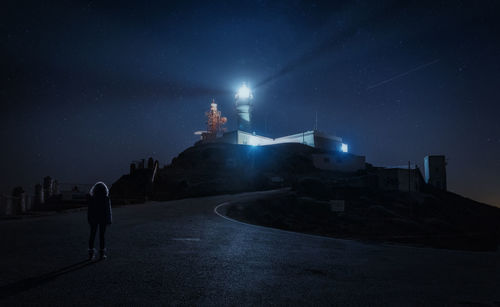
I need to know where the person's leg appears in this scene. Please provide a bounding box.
[89,224,98,249]
[98,224,107,259]
[88,224,98,260]
[99,223,107,252]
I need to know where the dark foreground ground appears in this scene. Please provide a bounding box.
[224,191,500,251]
[1,190,499,306]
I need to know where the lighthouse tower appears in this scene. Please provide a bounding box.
[235,83,253,132]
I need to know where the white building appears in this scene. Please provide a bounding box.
[424,155,447,190]
[217,129,348,153]
[203,129,365,173]
[194,84,364,172]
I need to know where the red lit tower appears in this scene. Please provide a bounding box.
[203,99,227,140]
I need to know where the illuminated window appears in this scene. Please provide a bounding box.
[341,143,348,153]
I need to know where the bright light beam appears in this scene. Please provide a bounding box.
[238,84,251,99]
[366,59,440,90]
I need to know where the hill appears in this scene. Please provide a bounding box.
[110,142,500,251]
[224,182,500,251]
[111,142,341,201]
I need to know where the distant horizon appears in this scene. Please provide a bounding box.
[1,140,499,209]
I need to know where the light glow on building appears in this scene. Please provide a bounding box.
[237,84,251,99]
[341,143,348,153]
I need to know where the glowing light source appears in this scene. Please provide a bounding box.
[248,135,259,146]
[237,84,251,99]
[341,143,348,153]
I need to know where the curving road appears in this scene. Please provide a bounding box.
[0,189,499,306]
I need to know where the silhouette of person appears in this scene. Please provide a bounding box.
[87,182,112,260]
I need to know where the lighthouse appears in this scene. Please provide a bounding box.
[235,83,253,132]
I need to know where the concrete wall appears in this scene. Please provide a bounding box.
[0,194,33,215]
[219,131,238,144]
[274,131,315,147]
[312,153,365,172]
[378,168,424,192]
[0,195,14,216]
[236,130,275,146]
[396,169,422,192]
[228,130,344,152]
[314,134,343,152]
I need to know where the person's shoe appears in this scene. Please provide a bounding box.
[88,248,96,261]
[99,249,107,260]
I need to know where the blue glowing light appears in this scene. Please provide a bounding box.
[238,84,251,99]
[341,143,348,153]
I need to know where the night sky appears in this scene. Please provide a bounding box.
[1,1,499,206]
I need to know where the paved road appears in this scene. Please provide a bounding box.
[1,190,499,306]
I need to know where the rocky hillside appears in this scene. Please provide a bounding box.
[111,142,344,202]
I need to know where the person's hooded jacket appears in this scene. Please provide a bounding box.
[87,182,112,225]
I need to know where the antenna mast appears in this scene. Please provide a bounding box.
[315,111,318,131]
[204,99,227,140]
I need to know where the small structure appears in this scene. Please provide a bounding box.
[130,157,161,175]
[147,157,154,169]
[377,166,424,192]
[0,195,14,216]
[43,176,53,199]
[0,187,32,215]
[52,180,60,196]
[35,183,44,206]
[131,159,145,170]
[424,155,447,190]
[12,186,25,213]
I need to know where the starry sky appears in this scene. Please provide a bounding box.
[1,0,499,206]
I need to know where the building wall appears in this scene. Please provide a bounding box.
[378,168,399,190]
[0,194,33,215]
[274,131,315,147]
[220,130,345,152]
[312,153,365,172]
[314,134,343,152]
[424,155,447,190]
[219,131,238,144]
[236,130,275,146]
[378,168,424,192]
[0,195,14,216]
[396,168,422,192]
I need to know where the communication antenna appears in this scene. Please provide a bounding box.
[314,111,318,131]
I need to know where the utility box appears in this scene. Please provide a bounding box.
[424,155,447,190]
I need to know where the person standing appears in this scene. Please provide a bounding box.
[87,181,112,260]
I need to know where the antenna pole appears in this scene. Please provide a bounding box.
[408,160,411,192]
[315,111,318,131]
